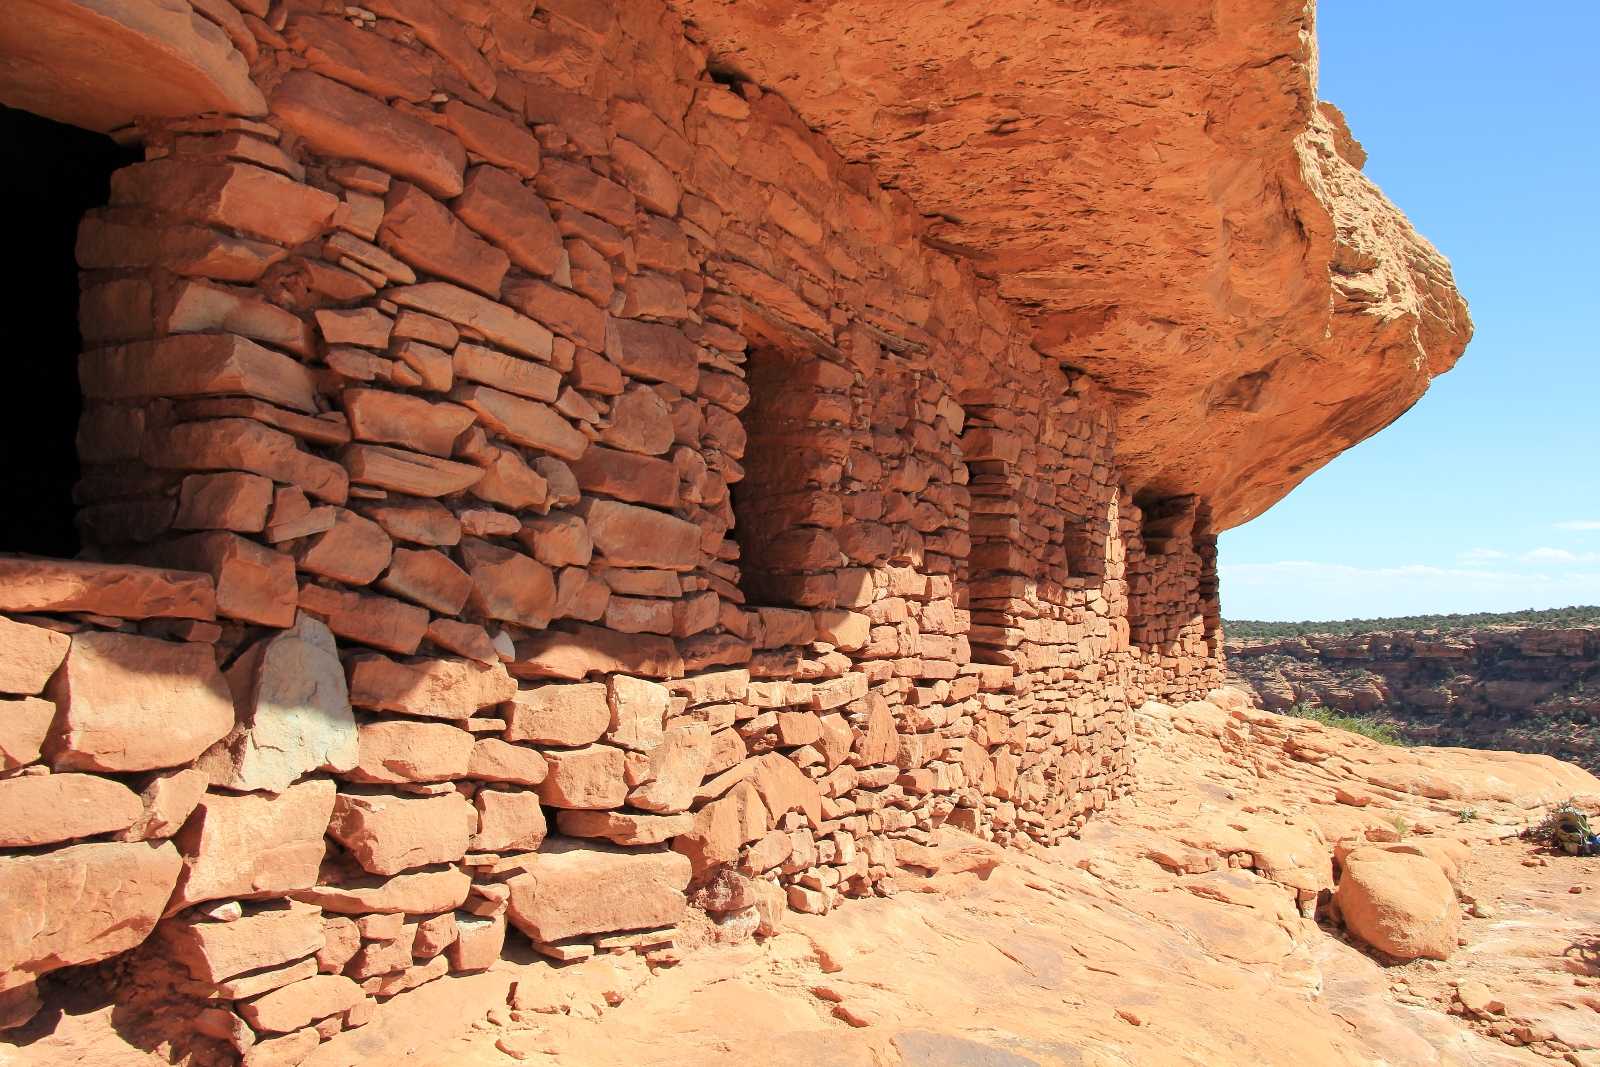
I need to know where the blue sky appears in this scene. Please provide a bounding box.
[1217,0,1600,622]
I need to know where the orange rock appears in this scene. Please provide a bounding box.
[0,615,71,696]
[389,282,553,361]
[345,653,516,719]
[568,444,681,508]
[0,772,143,847]
[0,697,57,769]
[440,101,540,179]
[83,334,318,417]
[501,278,607,352]
[364,0,496,99]
[467,448,549,512]
[294,865,473,916]
[157,904,327,983]
[457,537,557,628]
[377,547,474,615]
[271,70,466,199]
[170,778,337,909]
[673,779,767,876]
[238,973,364,1033]
[109,159,339,246]
[599,383,675,456]
[379,182,510,298]
[535,744,627,809]
[339,443,486,499]
[424,618,499,664]
[115,767,211,842]
[1335,846,1462,961]
[327,789,474,875]
[174,471,275,533]
[241,1025,320,1066]
[143,531,297,627]
[451,342,560,403]
[446,913,505,972]
[452,165,564,277]
[44,631,234,773]
[447,383,587,461]
[606,675,668,752]
[297,583,430,655]
[283,13,433,104]
[359,496,461,546]
[748,752,821,829]
[534,159,635,228]
[341,388,477,458]
[556,809,693,846]
[143,418,347,504]
[511,622,684,681]
[346,719,473,784]
[468,738,548,785]
[472,789,547,852]
[293,508,393,586]
[610,318,700,392]
[517,512,592,568]
[627,723,713,813]
[502,838,690,942]
[502,682,610,746]
[577,498,701,570]
[75,217,286,283]
[570,347,623,395]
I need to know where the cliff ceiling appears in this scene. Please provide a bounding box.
[666,0,1472,529]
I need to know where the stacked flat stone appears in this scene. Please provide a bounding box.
[0,0,1221,1051]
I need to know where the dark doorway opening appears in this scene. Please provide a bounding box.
[0,105,139,559]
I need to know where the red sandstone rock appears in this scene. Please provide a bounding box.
[284,14,434,104]
[271,70,466,199]
[447,383,587,461]
[451,165,564,277]
[109,159,339,246]
[377,547,474,615]
[673,779,768,876]
[175,471,275,532]
[536,744,627,809]
[144,531,298,627]
[467,449,549,512]
[345,653,516,718]
[364,0,495,98]
[627,723,713,814]
[1336,846,1462,961]
[0,697,56,770]
[379,182,509,298]
[143,418,347,504]
[297,583,430,655]
[610,318,700,393]
[84,333,317,414]
[295,865,473,915]
[502,838,690,942]
[0,772,143,847]
[43,631,234,773]
[534,159,635,228]
[503,682,610,746]
[451,343,561,403]
[160,278,315,356]
[748,752,821,829]
[606,675,668,752]
[0,616,71,696]
[512,623,683,681]
[328,788,474,876]
[390,282,553,361]
[339,443,486,498]
[115,767,210,842]
[457,537,557,628]
[468,738,548,785]
[342,389,477,459]
[567,445,681,508]
[75,217,286,283]
[293,508,393,586]
[440,101,540,179]
[359,496,461,546]
[517,512,592,568]
[577,498,701,570]
[171,779,337,910]
[500,278,607,352]
[472,789,547,852]
[556,809,693,846]
[158,903,326,983]
[239,974,364,1034]
[347,719,474,784]
[446,913,505,972]
[599,383,675,456]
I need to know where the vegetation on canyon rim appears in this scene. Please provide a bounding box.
[1225,604,1600,640]
[1284,702,1407,745]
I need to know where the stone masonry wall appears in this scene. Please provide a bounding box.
[0,0,1222,1056]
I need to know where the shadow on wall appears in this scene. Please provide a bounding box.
[0,105,140,559]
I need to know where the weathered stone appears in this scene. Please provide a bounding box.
[0,558,213,621]
[627,723,712,814]
[175,471,275,533]
[158,904,326,983]
[271,70,466,198]
[424,618,499,664]
[342,388,477,458]
[143,418,347,504]
[577,498,701,571]
[599,383,675,456]
[284,14,433,104]
[503,839,689,943]
[390,282,553,361]
[501,278,607,352]
[607,675,668,752]
[672,779,766,876]
[446,913,505,972]
[116,767,211,842]
[44,631,234,773]
[472,789,547,852]
[339,443,485,498]
[297,584,430,656]
[242,1026,320,1067]
[441,101,539,178]
[239,974,364,1034]
[534,159,635,227]
[75,217,286,283]
[346,654,517,719]
[359,497,461,546]
[535,744,627,809]
[171,779,337,909]
[447,384,587,461]
[315,306,393,347]
[457,537,557,628]
[0,772,143,847]
[409,913,457,958]
[143,531,298,627]
[467,448,548,512]
[0,616,70,696]
[451,343,560,403]
[512,623,684,681]
[610,137,680,216]
[365,0,495,97]
[468,738,548,785]
[0,841,182,980]
[748,752,821,829]
[346,719,474,784]
[379,182,509,297]
[1336,846,1462,961]
[451,165,564,276]
[328,789,474,876]
[556,809,693,846]
[503,682,610,746]
[610,318,699,392]
[0,697,56,770]
[568,445,680,508]
[377,548,474,615]
[293,508,393,587]
[295,865,472,916]
[109,159,338,245]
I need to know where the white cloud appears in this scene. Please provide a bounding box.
[1217,560,1600,620]
[1518,548,1600,564]
[1457,548,1507,559]
[1554,521,1600,530]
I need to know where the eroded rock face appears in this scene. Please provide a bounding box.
[670,0,1471,527]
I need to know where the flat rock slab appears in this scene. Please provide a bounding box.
[0,557,215,620]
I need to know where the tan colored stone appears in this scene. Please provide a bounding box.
[503,838,689,942]
[242,1026,319,1067]
[328,789,474,876]
[536,744,627,809]
[346,719,474,784]
[295,865,472,916]
[469,738,548,785]
[627,723,712,814]
[1335,846,1462,961]
[158,904,326,983]
[748,752,821,830]
[503,682,610,746]
[472,789,547,852]
[0,617,70,697]
[171,779,337,909]
[409,913,457,958]
[606,675,668,752]
[43,631,233,773]
[452,166,563,277]
[0,773,142,847]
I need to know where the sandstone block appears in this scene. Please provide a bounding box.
[610,318,699,392]
[1336,846,1462,961]
[568,445,680,508]
[110,159,338,245]
[84,333,316,417]
[410,913,457,958]
[467,448,548,512]
[347,720,473,784]
[0,840,182,979]
[342,388,477,458]
[0,697,56,769]
[272,70,466,198]
[503,683,609,746]
[469,738,548,785]
[672,779,766,877]
[536,744,626,809]
[534,159,635,228]
[171,779,337,909]
[295,865,472,916]
[285,12,433,103]
[317,305,393,346]
[363,0,496,98]
[158,903,326,983]
[441,101,539,178]
[293,508,393,586]
[558,809,693,849]
[144,531,298,627]
[571,347,623,395]
[175,471,274,532]
[0,558,213,621]
[0,772,142,847]
[748,752,820,830]
[390,282,552,361]
[452,342,560,403]
[328,789,473,876]
[610,138,679,216]
[425,619,499,664]
[241,1026,320,1067]
[607,675,668,752]
[379,182,509,298]
[512,624,683,681]
[503,838,690,942]
[239,974,364,1034]
[577,498,700,570]
[501,278,607,352]
[75,217,286,283]
[451,165,563,276]
[0,617,70,696]
[604,596,672,635]
[472,789,547,852]
[517,512,592,568]
[378,548,474,615]
[143,418,346,504]
[346,654,516,718]
[671,591,720,639]
[446,913,505,972]
[598,383,674,456]
[339,443,485,498]
[115,767,211,842]
[457,537,557,628]
[447,383,586,461]
[627,723,712,814]
[297,584,429,655]
[44,631,233,773]
[360,497,460,546]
